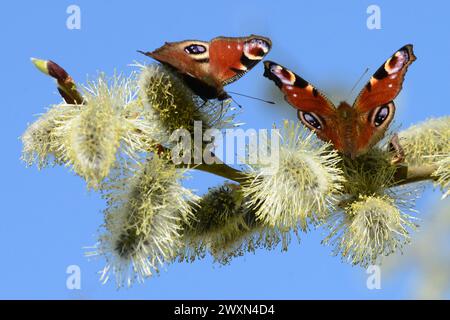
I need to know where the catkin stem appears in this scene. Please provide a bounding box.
[189,160,438,187]
[392,164,439,186]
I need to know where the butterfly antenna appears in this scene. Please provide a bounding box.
[346,67,369,100]
[219,100,225,120]
[229,96,243,109]
[194,99,208,113]
[137,50,151,57]
[228,91,275,104]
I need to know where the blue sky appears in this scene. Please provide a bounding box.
[0,0,449,299]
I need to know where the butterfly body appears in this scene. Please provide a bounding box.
[308,101,395,157]
[139,35,272,101]
[263,45,416,158]
[178,71,227,100]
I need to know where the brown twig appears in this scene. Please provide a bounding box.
[188,157,438,187]
[393,163,439,186]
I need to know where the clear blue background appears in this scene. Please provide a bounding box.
[0,0,448,299]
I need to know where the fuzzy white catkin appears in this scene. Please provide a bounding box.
[242,121,345,230]
[92,156,199,287]
[324,195,417,267]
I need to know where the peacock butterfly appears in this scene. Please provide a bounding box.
[138,35,272,101]
[263,45,416,159]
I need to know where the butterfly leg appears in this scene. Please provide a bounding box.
[217,99,225,122]
[194,99,208,113]
[389,133,405,165]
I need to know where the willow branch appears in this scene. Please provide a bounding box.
[393,163,439,186]
[189,160,439,187]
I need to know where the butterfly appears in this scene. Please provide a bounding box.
[263,45,416,159]
[138,35,272,101]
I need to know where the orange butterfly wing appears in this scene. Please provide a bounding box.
[139,39,211,81]
[139,35,271,100]
[263,61,347,150]
[263,61,335,115]
[350,45,416,155]
[209,35,272,86]
[353,44,416,113]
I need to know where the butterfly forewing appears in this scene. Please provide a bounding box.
[262,60,346,149]
[353,44,416,113]
[263,61,335,115]
[141,40,211,81]
[210,35,272,86]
